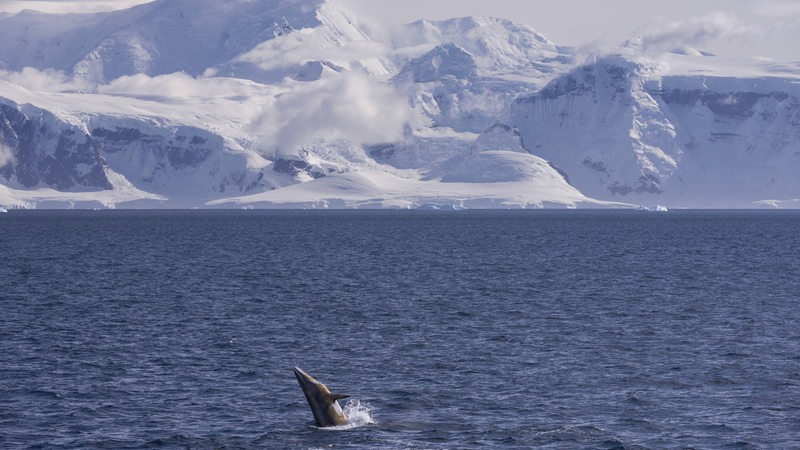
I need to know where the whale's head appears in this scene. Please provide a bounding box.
[293,367,350,427]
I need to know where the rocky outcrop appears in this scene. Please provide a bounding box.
[0,101,112,190]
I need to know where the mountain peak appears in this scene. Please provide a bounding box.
[396,15,567,74]
[397,43,478,83]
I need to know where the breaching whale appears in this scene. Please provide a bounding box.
[293,367,350,427]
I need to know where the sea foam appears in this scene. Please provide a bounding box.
[318,399,375,431]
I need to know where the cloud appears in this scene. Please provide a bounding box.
[0,142,14,167]
[635,11,753,55]
[0,67,91,92]
[100,72,226,98]
[97,70,412,155]
[97,71,284,103]
[250,72,411,154]
[747,0,800,18]
[0,0,153,14]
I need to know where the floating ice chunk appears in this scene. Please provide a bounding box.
[638,205,669,212]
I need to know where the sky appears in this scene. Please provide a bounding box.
[340,0,800,61]
[0,0,798,60]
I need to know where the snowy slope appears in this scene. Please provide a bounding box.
[216,123,623,209]
[511,56,681,199]
[393,16,573,84]
[655,76,800,206]
[207,168,616,210]
[0,0,311,82]
[0,94,279,208]
[224,0,393,81]
[390,14,574,134]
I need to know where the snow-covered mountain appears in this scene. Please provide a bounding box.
[510,55,800,207]
[1,99,111,191]
[0,0,331,83]
[0,95,279,208]
[393,16,572,80]
[0,0,798,209]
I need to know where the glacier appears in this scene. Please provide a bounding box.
[0,0,798,209]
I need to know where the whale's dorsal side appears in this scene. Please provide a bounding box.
[293,367,349,427]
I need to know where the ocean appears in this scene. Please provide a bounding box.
[1,210,798,449]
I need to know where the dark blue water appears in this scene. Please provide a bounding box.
[1,210,799,449]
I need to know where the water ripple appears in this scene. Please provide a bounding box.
[1,210,799,448]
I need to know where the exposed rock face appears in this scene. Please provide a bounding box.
[89,124,268,196]
[272,157,327,180]
[91,127,215,171]
[0,101,112,190]
[0,97,270,200]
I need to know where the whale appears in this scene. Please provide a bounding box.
[293,367,350,427]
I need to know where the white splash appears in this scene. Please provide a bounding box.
[344,399,376,426]
[317,399,375,431]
